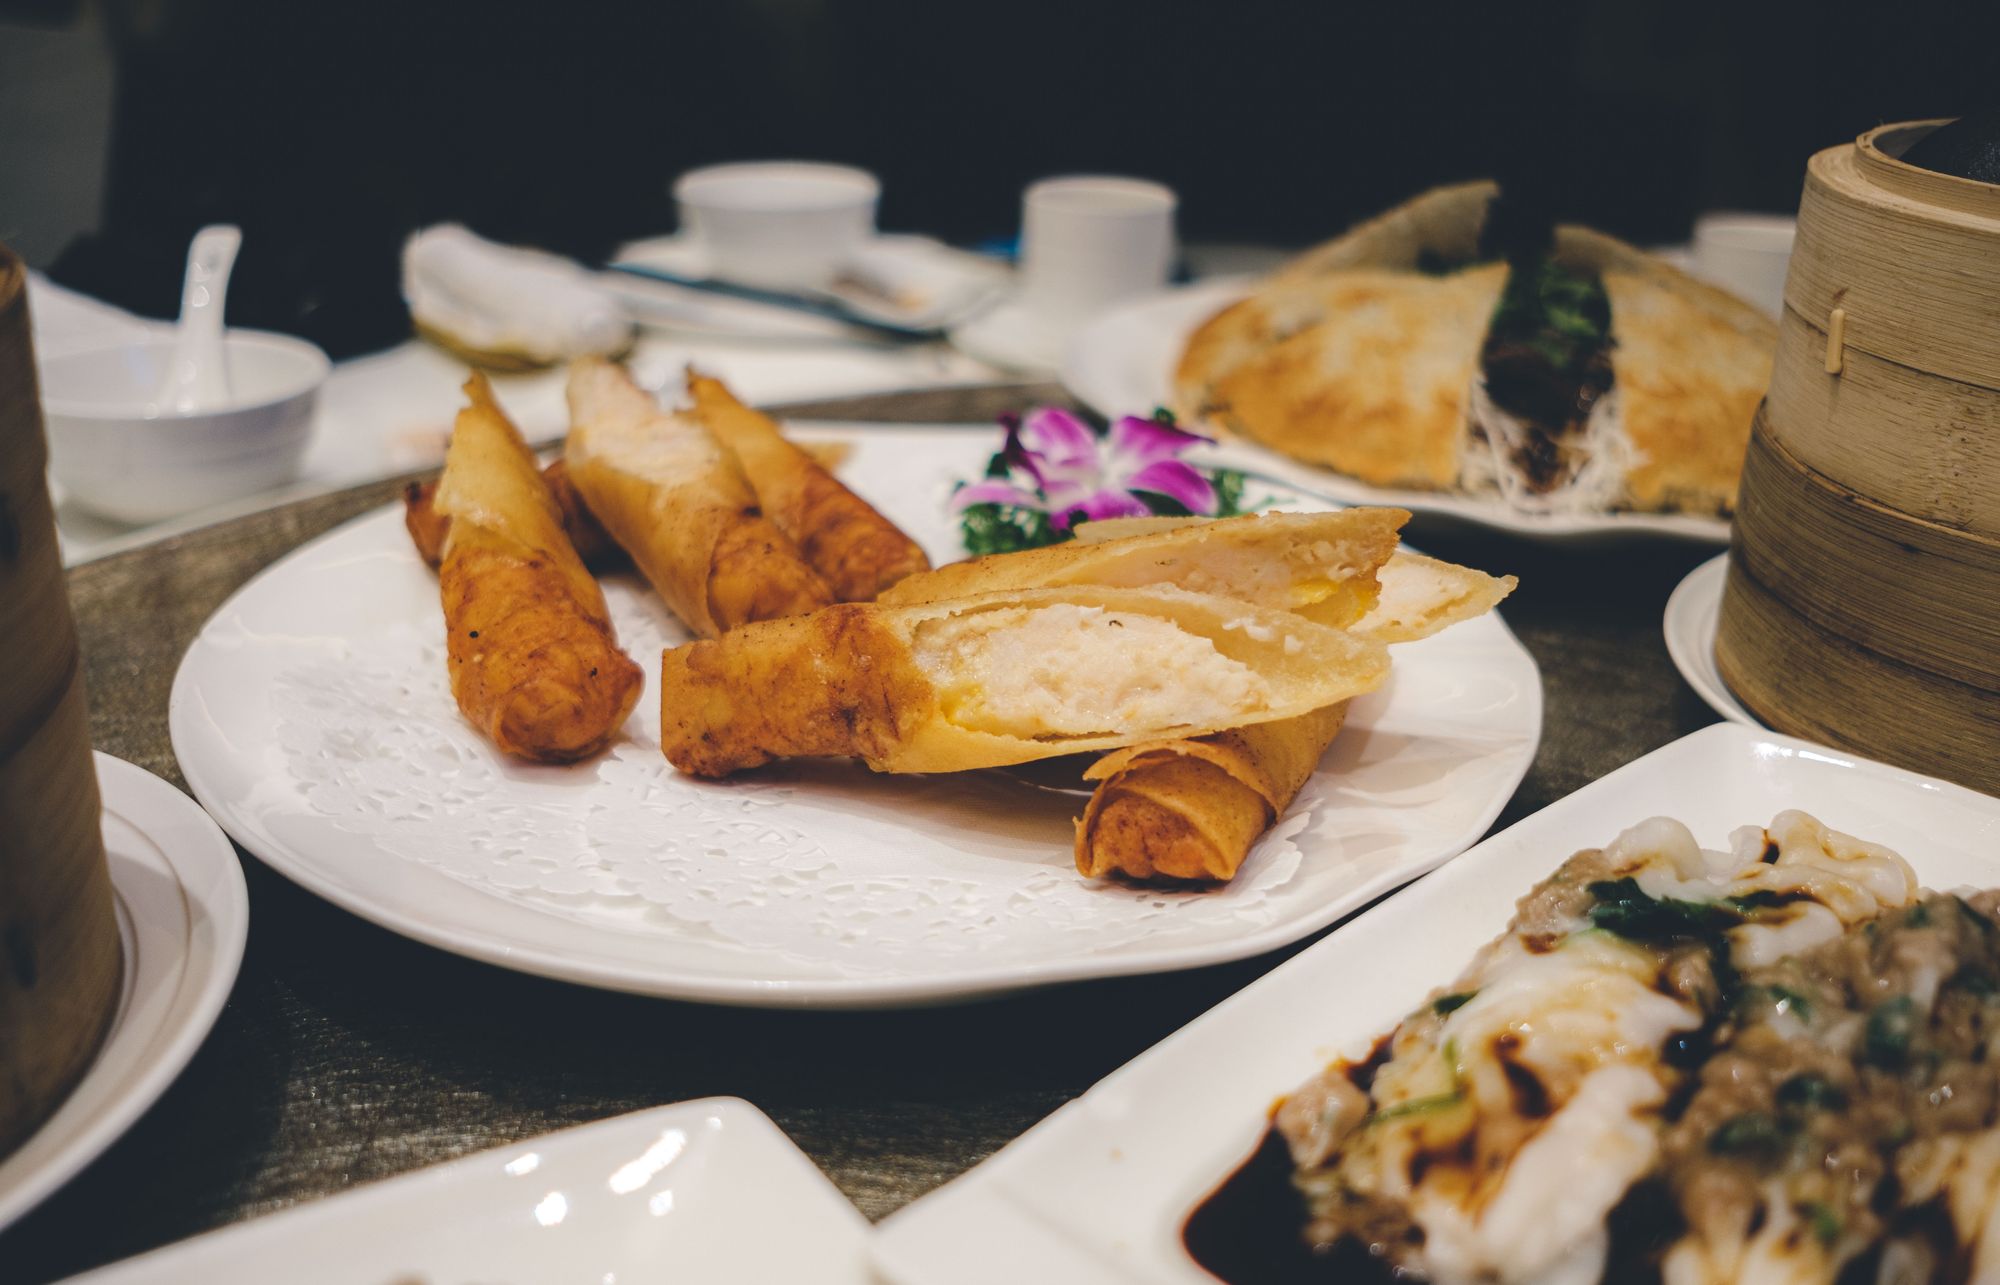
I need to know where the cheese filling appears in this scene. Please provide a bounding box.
[912,605,1270,739]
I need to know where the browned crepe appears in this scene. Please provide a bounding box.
[687,371,929,601]
[1175,181,1499,436]
[881,508,1407,627]
[564,357,832,637]
[1073,552,1516,882]
[433,374,643,761]
[1196,266,1508,490]
[1174,183,1777,516]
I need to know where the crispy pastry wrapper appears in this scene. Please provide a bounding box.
[882,508,1407,628]
[432,374,643,762]
[658,585,1390,778]
[405,457,623,571]
[563,357,832,637]
[1074,552,1515,882]
[687,372,929,601]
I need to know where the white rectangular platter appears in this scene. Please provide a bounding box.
[871,723,2000,1282]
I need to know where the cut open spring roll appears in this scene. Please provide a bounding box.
[687,371,929,601]
[881,508,1406,627]
[658,586,1390,777]
[1075,551,1515,881]
[564,358,832,637]
[432,373,643,761]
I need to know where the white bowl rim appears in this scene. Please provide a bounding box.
[40,328,330,421]
[674,160,880,210]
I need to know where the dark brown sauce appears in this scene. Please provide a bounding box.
[1182,1127,1401,1284]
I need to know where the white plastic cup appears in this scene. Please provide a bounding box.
[1016,176,1177,333]
[1691,213,1796,320]
[674,161,880,291]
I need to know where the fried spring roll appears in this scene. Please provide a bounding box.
[405,457,624,571]
[687,372,930,600]
[564,358,832,637]
[659,586,1390,777]
[883,509,1408,627]
[1074,553,1516,882]
[433,374,643,761]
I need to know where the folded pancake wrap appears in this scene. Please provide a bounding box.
[1174,181,1775,516]
[432,373,643,762]
[687,372,930,601]
[881,508,1406,627]
[564,357,832,637]
[658,585,1390,778]
[1074,552,1516,881]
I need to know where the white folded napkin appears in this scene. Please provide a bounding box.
[402,224,632,363]
[25,271,157,358]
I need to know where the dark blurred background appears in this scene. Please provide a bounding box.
[2,0,1995,358]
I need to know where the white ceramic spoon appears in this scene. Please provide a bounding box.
[154,224,242,414]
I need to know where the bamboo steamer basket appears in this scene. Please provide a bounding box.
[0,246,122,1157]
[1717,120,2000,795]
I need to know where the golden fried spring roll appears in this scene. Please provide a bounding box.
[405,457,624,571]
[687,372,930,601]
[563,358,832,637]
[883,509,1408,627]
[1074,554,1516,882]
[433,374,643,761]
[659,586,1390,777]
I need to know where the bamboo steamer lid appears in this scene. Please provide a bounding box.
[1717,119,2000,795]
[0,247,123,1157]
[1768,120,2000,534]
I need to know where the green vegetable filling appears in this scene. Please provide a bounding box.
[1484,255,1613,379]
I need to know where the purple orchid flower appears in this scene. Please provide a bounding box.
[953,408,1218,531]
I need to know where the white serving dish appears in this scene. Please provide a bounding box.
[39,330,326,523]
[169,423,1540,1009]
[63,1098,870,1284]
[872,722,2000,1284]
[0,754,248,1231]
[1062,280,1734,544]
[674,161,880,291]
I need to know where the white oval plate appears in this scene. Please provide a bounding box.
[1664,552,1763,726]
[1061,282,1734,545]
[170,423,1540,1008]
[871,723,2000,1284]
[65,1098,868,1284]
[0,753,248,1231]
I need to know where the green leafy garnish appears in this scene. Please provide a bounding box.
[957,502,1068,557]
[1366,1091,1465,1125]
[1801,1201,1843,1247]
[1864,996,1918,1067]
[1586,879,1745,939]
[1431,992,1476,1018]
[1775,1073,1845,1111]
[1709,1111,1791,1159]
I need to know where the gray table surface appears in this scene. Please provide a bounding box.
[1,381,1721,1281]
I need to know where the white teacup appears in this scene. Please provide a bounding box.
[674,161,880,292]
[1017,176,1177,334]
[1691,213,1796,320]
